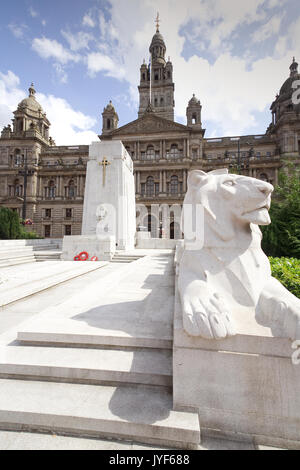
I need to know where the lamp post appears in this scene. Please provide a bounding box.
[18,149,34,220]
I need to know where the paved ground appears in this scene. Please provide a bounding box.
[0,430,283,450]
[0,256,286,451]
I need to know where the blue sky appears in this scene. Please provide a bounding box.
[0,0,299,144]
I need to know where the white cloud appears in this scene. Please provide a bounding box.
[0,71,26,130]
[42,20,46,27]
[32,37,81,64]
[61,30,94,51]
[0,70,98,145]
[8,23,28,39]
[83,14,96,28]
[252,14,283,43]
[87,52,125,80]
[53,63,68,84]
[36,93,98,144]
[29,6,38,18]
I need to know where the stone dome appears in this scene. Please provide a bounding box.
[277,58,300,103]
[188,94,200,106]
[18,83,44,114]
[149,29,166,55]
[104,100,116,112]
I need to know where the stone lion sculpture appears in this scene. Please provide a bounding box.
[178,169,300,340]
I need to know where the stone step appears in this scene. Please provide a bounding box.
[33,245,60,251]
[0,262,108,307]
[0,379,200,449]
[0,257,36,268]
[0,250,35,260]
[0,345,172,387]
[18,317,173,350]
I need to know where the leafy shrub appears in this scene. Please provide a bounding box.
[19,228,41,239]
[262,166,300,258]
[0,207,21,239]
[269,257,300,299]
[0,207,41,239]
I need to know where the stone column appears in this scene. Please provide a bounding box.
[60,176,64,198]
[159,171,163,192]
[186,139,190,159]
[163,170,167,193]
[137,141,140,160]
[136,171,140,194]
[183,169,187,193]
[160,140,163,159]
[183,139,186,158]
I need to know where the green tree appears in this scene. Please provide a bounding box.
[261,164,300,258]
[0,207,22,239]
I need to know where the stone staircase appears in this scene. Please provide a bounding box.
[0,240,62,266]
[0,252,200,449]
[111,252,144,263]
[0,334,198,448]
[0,245,36,267]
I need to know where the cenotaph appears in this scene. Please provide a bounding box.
[62,141,136,261]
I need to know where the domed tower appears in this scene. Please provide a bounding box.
[269,58,300,157]
[10,83,51,142]
[138,15,175,120]
[186,94,202,128]
[102,100,119,134]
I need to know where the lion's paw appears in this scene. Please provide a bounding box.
[182,292,237,339]
[275,299,300,340]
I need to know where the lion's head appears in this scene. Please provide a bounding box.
[182,169,274,244]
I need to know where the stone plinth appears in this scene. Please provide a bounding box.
[173,281,300,449]
[62,235,115,261]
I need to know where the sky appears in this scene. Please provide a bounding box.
[0,0,299,145]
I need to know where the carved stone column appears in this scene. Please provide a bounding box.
[159,171,163,192]
[183,169,187,193]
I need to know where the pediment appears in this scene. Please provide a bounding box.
[106,113,190,136]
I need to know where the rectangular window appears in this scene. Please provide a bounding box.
[141,183,145,196]
[155,183,159,195]
[44,225,51,238]
[45,209,51,218]
[65,225,72,235]
[66,208,72,218]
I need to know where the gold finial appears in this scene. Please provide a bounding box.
[155,12,160,32]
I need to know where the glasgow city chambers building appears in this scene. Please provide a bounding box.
[0,25,299,239]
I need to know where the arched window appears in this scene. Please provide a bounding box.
[14,149,23,166]
[14,178,23,197]
[68,179,76,198]
[146,146,155,160]
[160,97,164,106]
[47,180,56,198]
[170,175,179,194]
[154,98,158,107]
[107,119,111,129]
[168,144,180,160]
[146,176,154,196]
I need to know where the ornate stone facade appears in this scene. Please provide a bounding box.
[0,29,299,239]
